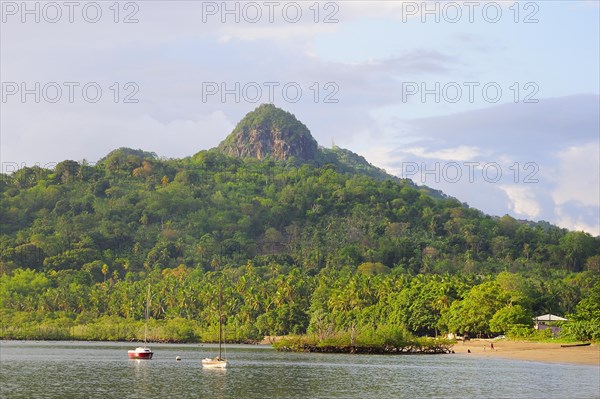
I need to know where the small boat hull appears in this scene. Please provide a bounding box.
[128,347,153,359]
[202,358,227,368]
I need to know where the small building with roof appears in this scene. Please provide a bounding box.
[534,314,568,337]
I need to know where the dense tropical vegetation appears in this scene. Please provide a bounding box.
[1,105,599,342]
[1,147,598,342]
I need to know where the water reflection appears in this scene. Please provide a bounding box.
[202,368,228,399]
[1,341,598,399]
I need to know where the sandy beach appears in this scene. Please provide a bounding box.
[453,339,600,366]
[264,336,599,366]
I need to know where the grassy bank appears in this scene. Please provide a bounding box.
[273,328,455,355]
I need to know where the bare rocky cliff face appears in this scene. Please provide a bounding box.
[217,104,319,162]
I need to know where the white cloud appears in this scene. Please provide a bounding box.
[498,185,541,219]
[544,141,600,235]
[555,206,600,236]
[551,141,600,208]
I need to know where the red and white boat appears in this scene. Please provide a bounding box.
[128,346,153,359]
[129,285,153,360]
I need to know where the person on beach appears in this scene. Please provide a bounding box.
[490,343,495,350]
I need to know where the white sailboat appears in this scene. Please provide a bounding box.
[128,285,153,359]
[202,284,227,368]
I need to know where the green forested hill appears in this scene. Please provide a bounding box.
[1,106,599,342]
[3,146,597,275]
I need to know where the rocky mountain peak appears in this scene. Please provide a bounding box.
[217,104,318,161]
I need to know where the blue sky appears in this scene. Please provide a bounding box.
[1,1,599,234]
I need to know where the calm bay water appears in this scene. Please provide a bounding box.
[1,341,598,399]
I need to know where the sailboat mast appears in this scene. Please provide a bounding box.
[144,284,151,345]
[218,283,222,359]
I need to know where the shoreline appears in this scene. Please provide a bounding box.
[453,339,599,366]
[264,335,600,366]
[3,337,599,366]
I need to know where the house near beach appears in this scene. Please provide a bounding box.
[534,314,568,337]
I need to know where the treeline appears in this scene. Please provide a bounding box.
[1,265,599,341]
[1,147,599,341]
